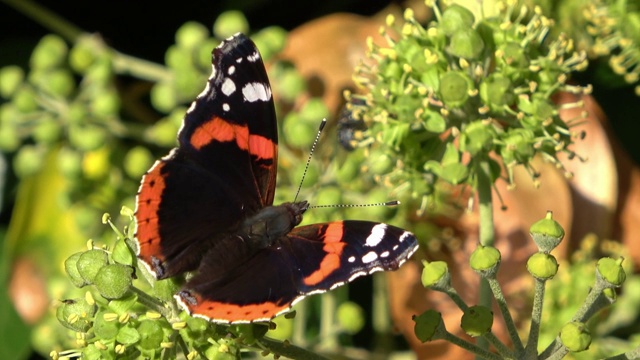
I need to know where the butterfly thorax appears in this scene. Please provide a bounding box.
[238,201,309,249]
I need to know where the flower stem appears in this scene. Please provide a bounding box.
[524,278,546,358]
[476,159,496,353]
[487,277,525,354]
[258,337,330,360]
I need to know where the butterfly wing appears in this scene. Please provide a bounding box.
[135,34,278,279]
[176,221,419,323]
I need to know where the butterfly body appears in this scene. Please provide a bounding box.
[135,33,419,324]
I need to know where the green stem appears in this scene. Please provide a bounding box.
[129,286,171,318]
[1,0,83,42]
[441,331,502,360]
[318,292,338,350]
[608,346,640,360]
[524,278,546,358]
[476,160,496,354]
[487,277,525,354]
[258,337,330,360]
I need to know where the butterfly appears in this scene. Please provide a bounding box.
[135,33,419,324]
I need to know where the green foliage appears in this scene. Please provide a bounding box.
[347,1,590,213]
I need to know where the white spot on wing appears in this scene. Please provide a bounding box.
[243,82,271,102]
[381,251,390,258]
[365,223,387,247]
[247,51,260,62]
[400,231,412,242]
[348,256,356,263]
[228,65,235,75]
[362,251,379,264]
[222,103,230,112]
[221,78,236,96]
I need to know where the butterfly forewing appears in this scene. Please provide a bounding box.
[135,34,279,278]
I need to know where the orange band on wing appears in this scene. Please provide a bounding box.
[135,162,167,265]
[190,116,274,160]
[181,292,289,323]
[303,222,347,286]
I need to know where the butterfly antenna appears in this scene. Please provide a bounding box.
[308,200,401,209]
[293,119,327,203]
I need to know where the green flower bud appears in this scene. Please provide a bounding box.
[152,277,182,302]
[527,253,558,280]
[337,301,365,334]
[70,37,99,73]
[461,305,493,337]
[33,115,61,144]
[596,257,626,287]
[448,29,484,60]
[174,67,205,101]
[276,68,306,102]
[94,264,134,299]
[501,128,534,165]
[282,112,316,149]
[470,245,501,276]
[64,252,88,288]
[530,211,565,252]
[421,260,450,289]
[0,66,24,98]
[12,86,38,113]
[112,239,136,267]
[479,73,515,111]
[460,120,496,155]
[57,147,82,177]
[299,98,330,123]
[469,245,500,271]
[213,10,250,39]
[69,124,106,151]
[94,310,120,340]
[30,34,68,70]
[84,58,113,87]
[91,90,120,117]
[251,26,287,60]
[56,298,97,332]
[440,5,476,36]
[439,163,469,185]
[369,151,394,175]
[76,249,109,284]
[501,42,529,69]
[13,145,45,177]
[164,45,192,71]
[39,69,75,97]
[124,146,154,179]
[439,71,473,108]
[116,326,141,345]
[150,81,177,113]
[335,155,361,185]
[413,310,443,342]
[176,21,209,50]
[144,115,181,147]
[108,294,139,315]
[560,322,591,352]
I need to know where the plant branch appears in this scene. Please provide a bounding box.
[258,337,330,360]
[524,278,546,358]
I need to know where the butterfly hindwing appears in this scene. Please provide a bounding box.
[135,34,279,278]
[176,221,418,323]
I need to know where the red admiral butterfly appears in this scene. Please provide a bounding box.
[135,33,419,324]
